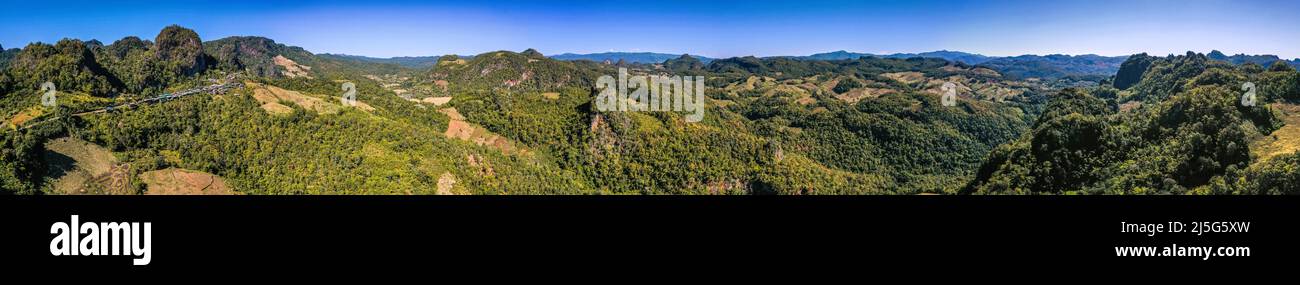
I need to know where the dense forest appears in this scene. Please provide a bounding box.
[2,25,1298,195]
[965,53,1300,194]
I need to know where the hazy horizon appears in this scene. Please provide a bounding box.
[2,0,1298,59]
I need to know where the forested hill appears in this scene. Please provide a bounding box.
[437,50,1054,193]
[204,37,410,78]
[2,25,1298,195]
[976,54,1127,81]
[0,25,1051,194]
[965,52,1300,194]
[0,25,518,194]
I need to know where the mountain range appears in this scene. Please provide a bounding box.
[1207,50,1300,67]
[798,50,996,64]
[549,52,716,64]
[325,52,713,67]
[554,50,1299,81]
[318,54,479,69]
[325,49,1299,82]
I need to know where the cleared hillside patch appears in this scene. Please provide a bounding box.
[43,137,124,194]
[141,168,234,195]
[246,81,373,114]
[439,107,526,155]
[1252,103,1300,165]
[273,55,314,78]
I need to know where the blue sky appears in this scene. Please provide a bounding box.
[2,0,1297,59]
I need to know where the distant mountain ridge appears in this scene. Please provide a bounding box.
[1207,50,1300,67]
[799,50,995,64]
[323,49,1299,81]
[320,54,475,69]
[551,50,1119,80]
[786,50,1300,80]
[233,47,1300,84]
[978,54,1127,81]
[550,52,715,64]
[796,50,1124,80]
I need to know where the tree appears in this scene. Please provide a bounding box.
[1245,153,1300,194]
[832,77,862,94]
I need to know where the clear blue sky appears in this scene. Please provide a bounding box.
[2,0,1297,59]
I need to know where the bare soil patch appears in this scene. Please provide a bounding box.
[273,55,314,79]
[883,72,926,85]
[835,87,896,103]
[7,108,42,128]
[141,168,234,195]
[422,97,452,105]
[260,102,293,114]
[439,107,525,155]
[246,82,369,114]
[436,172,459,195]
